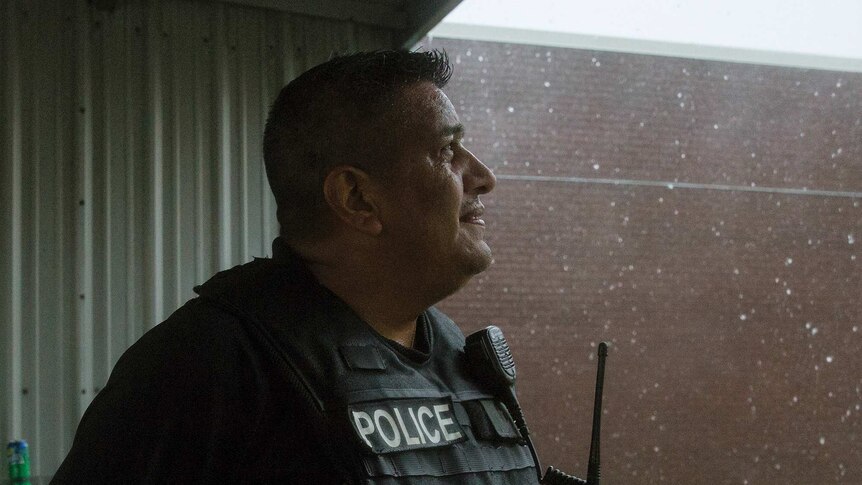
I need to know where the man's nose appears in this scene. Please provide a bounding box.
[464,149,497,195]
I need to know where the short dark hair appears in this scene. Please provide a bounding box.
[263,49,452,242]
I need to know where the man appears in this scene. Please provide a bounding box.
[54,50,539,483]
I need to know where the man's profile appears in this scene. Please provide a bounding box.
[53,50,539,483]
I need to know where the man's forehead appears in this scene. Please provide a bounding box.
[398,82,461,132]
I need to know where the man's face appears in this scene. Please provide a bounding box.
[376,82,497,299]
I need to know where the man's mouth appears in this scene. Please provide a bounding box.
[459,206,485,226]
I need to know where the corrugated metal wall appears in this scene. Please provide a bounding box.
[0,0,394,478]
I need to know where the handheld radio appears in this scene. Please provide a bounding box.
[465,326,609,485]
[465,325,543,483]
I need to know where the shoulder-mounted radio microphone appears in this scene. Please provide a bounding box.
[465,326,609,485]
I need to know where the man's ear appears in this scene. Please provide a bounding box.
[322,166,384,236]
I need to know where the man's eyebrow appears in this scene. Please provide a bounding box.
[441,123,465,138]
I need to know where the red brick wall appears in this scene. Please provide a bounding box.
[429,38,862,484]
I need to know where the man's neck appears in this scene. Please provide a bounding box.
[303,253,424,347]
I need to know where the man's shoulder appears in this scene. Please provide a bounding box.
[107,296,259,388]
[113,256,314,384]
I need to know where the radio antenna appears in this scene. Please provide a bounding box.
[586,342,608,485]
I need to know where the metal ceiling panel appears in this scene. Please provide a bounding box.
[214,0,409,29]
[213,0,466,49]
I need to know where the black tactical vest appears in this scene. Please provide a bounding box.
[205,242,540,484]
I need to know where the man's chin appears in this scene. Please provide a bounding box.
[460,242,493,276]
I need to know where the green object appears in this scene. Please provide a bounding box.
[6,440,31,485]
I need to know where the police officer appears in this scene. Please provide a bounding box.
[54,50,539,483]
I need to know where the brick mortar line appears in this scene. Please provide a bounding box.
[495,174,862,199]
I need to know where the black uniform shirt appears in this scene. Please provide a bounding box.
[53,239,538,483]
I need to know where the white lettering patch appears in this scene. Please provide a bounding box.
[348,397,466,453]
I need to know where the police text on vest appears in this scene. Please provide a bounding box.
[348,397,467,453]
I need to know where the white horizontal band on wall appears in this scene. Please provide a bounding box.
[431,23,862,74]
